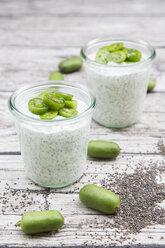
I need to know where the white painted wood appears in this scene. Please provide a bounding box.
[0,0,165,15]
[0,217,165,247]
[0,0,165,246]
[0,153,165,246]
[0,16,165,47]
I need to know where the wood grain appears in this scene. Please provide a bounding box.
[0,0,165,247]
[1,0,165,16]
[0,16,165,47]
[1,154,165,246]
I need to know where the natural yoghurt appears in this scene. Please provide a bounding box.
[9,83,95,188]
[81,40,155,128]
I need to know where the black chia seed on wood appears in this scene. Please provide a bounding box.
[101,164,165,234]
[157,139,165,156]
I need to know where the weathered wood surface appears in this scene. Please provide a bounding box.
[0,0,165,247]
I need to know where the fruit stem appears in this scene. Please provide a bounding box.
[15,221,21,227]
[117,205,120,211]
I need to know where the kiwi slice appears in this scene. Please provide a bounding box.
[38,92,47,100]
[108,42,124,52]
[59,107,78,118]
[125,61,133,64]
[108,51,126,63]
[121,47,129,56]
[65,100,77,109]
[28,98,49,115]
[54,91,73,101]
[126,49,142,62]
[38,88,57,100]
[40,110,58,120]
[43,93,65,110]
[95,48,109,64]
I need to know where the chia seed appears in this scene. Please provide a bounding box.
[9,83,95,188]
[19,116,91,188]
[100,163,165,234]
[157,138,165,156]
[85,63,149,128]
[81,39,155,128]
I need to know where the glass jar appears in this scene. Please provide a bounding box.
[9,81,96,188]
[81,39,156,128]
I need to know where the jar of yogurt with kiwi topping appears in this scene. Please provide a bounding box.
[9,82,95,188]
[81,39,156,128]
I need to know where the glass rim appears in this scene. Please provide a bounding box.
[9,81,96,124]
[80,38,156,68]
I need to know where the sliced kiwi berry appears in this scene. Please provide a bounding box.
[28,98,49,115]
[54,91,73,101]
[38,92,47,100]
[65,100,77,109]
[43,93,65,110]
[95,48,109,64]
[40,110,58,120]
[125,48,142,62]
[28,88,78,119]
[95,43,142,64]
[59,107,78,118]
[121,47,129,56]
[38,88,57,100]
[108,42,124,52]
[108,51,127,63]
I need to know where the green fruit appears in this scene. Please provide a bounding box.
[125,61,133,64]
[126,48,142,62]
[43,93,65,110]
[54,91,73,100]
[28,98,49,115]
[39,91,73,102]
[88,140,121,159]
[38,92,47,100]
[59,57,83,73]
[147,77,156,92]
[121,47,129,56]
[15,210,64,234]
[108,51,126,63]
[79,184,120,214]
[38,88,57,99]
[95,47,109,64]
[65,100,77,109]
[108,42,124,52]
[59,107,78,118]
[40,110,58,120]
[49,72,64,81]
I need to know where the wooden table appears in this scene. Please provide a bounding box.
[0,0,165,247]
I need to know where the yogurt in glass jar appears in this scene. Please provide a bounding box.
[9,81,95,188]
[81,39,156,128]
